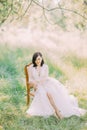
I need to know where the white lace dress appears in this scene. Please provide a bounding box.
[26,64,86,117]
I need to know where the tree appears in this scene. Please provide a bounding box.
[0,0,87,30]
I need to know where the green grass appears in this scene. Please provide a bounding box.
[62,54,87,69]
[0,44,87,130]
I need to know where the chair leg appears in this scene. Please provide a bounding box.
[27,93,30,106]
[27,84,30,106]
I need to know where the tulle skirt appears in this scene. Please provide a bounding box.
[26,77,87,117]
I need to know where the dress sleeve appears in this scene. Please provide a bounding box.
[27,65,36,84]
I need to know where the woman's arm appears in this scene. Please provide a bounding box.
[28,66,38,90]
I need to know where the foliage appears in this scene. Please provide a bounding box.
[0,0,32,25]
[0,0,87,30]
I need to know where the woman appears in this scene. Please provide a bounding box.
[26,52,86,119]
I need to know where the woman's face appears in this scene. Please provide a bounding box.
[35,55,42,66]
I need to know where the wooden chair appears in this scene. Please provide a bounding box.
[24,63,35,106]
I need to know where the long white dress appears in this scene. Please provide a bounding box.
[26,64,87,117]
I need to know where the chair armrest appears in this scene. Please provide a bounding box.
[30,83,34,88]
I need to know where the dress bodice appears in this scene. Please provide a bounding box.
[27,64,49,83]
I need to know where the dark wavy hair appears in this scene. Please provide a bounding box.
[32,52,44,67]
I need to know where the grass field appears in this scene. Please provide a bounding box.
[0,44,87,130]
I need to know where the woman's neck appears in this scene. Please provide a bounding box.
[37,66,40,68]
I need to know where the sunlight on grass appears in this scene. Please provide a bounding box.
[63,53,87,69]
[0,94,10,102]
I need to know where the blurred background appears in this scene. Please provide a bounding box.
[0,0,87,130]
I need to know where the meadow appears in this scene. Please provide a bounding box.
[0,44,87,130]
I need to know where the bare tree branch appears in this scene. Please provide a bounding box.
[0,0,87,26]
[41,0,54,25]
[32,0,87,20]
[18,0,33,19]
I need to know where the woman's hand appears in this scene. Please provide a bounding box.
[33,83,38,91]
[29,82,38,91]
